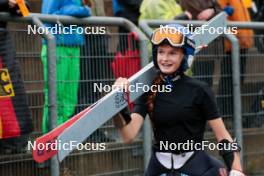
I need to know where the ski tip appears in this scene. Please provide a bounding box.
[32,138,58,163]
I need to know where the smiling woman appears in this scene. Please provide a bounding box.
[112,24,245,176]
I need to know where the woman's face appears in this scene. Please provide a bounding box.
[157,44,184,74]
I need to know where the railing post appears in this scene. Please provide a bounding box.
[140,38,152,171]
[32,17,59,176]
[224,33,244,166]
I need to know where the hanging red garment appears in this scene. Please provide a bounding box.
[111,32,141,111]
[111,32,141,78]
[0,29,32,139]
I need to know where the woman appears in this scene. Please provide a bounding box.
[113,24,245,176]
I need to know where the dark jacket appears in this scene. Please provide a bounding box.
[114,0,142,25]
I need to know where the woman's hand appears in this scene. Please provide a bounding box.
[197,8,215,20]
[219,168,245,176]
[229,170,245,176]
[113,77,130,93]
[219,168,228,176]
[8,0,17,8]
[230,152,243,172]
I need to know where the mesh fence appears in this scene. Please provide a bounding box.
[192,34,264,129]
[193,33,264,175]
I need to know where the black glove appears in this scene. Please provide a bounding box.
[218,139,241,171]
[119,106,132,125]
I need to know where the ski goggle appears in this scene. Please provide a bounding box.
[151,27,185,47]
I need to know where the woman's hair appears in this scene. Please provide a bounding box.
[146,72,163,127]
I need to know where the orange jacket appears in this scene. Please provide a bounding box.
[218,0,254,52]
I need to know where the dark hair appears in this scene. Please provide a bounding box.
[146,72,163,127]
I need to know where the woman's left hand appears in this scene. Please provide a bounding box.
[209,118,244,175]
[231,152,243,173]
[229,170,245,176]
[219,168,245,176]
[219,168,228,176]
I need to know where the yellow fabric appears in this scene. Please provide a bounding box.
[0,69,15,98]
[243,0,252,8]
[218,0,254,52]
[139,0,183,20]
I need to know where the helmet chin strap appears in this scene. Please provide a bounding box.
[160,71,182,88]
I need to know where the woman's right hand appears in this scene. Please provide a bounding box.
[113,77,145,144]
[113,77,130,93]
